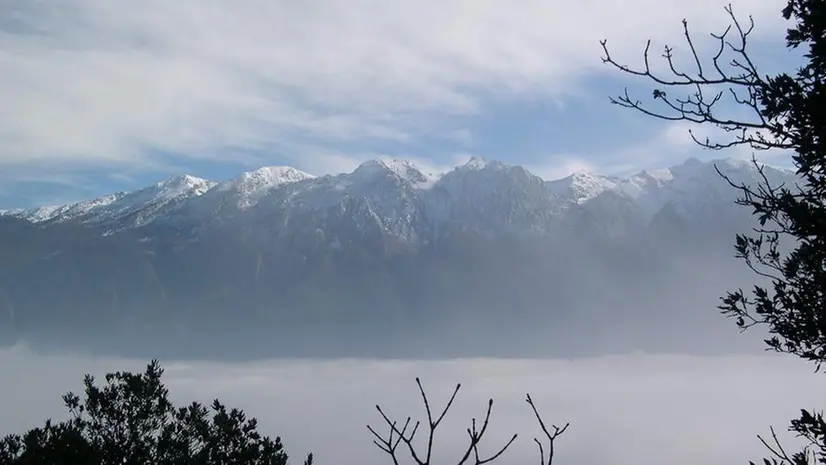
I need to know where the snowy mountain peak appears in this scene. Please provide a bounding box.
[713,157,761,173]
[355,158,405,176]
[354,158,438,188]
[0,173,215,226]
[239,166,314,185]
[158,174,210,188]
[548,171,618,204]
[214,166,315,210]
[153,174,216,199]
[2,157,798,234]
[461,156,488,170]
[639,168,674,183]
[618,169,674,198]
[222,166,314,191]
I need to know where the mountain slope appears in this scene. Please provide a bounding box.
[2,156,794,236]
[0,157,795,359]
[4,175,216,231]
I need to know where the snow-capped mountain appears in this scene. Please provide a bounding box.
[547,171,620,205]
[0,155,797,359]
[207,166,315,210]
[3,174,216,229]
[1,155,795,240]
[352,158,439,189]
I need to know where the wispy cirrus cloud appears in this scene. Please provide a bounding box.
[0,0,787,178]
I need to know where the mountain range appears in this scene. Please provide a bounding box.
[0,156,795,359]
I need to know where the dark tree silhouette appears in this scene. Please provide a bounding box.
[601,1,825,463]
[0,360,314,465]
[367,378,568,465]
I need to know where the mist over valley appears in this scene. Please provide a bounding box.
[0,156,785,359]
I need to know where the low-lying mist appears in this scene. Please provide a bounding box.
[2,236,773,361]
[0,207,777,361]
[1,346,822,465]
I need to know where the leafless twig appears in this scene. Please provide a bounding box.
[599,3,792,153]
[526,394,568,465]
[368,379,568,465]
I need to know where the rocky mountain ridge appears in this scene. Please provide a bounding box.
[0,156,794,359]
[1,156,794,238]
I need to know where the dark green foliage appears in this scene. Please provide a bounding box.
[0,360,313,465]
[717,0,826,369]
[601,1,825,463]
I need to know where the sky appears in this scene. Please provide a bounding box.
[1,346,824,465]
[0,0,801,208]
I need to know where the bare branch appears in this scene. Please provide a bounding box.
[367,416,414,465]
[368,381,569,465]
[600,3,794,152]
[368,379,523,465]
[756,426,793,462]
[371,403,424,465]
[455,399,518,465]
[526,394,568,465]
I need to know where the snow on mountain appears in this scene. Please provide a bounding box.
[301,159,436,241]
[610,169,676,218]
[428,158,557,235]
[349,159,438,189]
[156,174,215,198]
[208,166,315,210]
[9,194,122,223]
[0,156,798,239]
[4,174,216,226]
[547,171,620,204]
[610,157,795,220]
[618,169,673,198]
[98,175,217,227]
[460,156,489,171]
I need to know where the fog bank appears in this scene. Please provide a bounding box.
[1,346,823,465]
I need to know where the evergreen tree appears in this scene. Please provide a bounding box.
[0,360,314,465]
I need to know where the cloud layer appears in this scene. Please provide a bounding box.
[0,0,787,177]
[530,119,796,179]
[0,347,822,465]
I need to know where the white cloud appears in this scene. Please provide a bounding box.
[0,0,786,174]
[642,121,795,171]
[0,347,822,465]
[533,117,796,179]
[266,147,476,178]
[527,157,598,180]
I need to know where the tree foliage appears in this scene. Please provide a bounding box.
[0,360,313,465]
[601,1,825,463]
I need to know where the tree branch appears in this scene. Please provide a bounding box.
[368,380,569,465]
[599,3,794,152]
